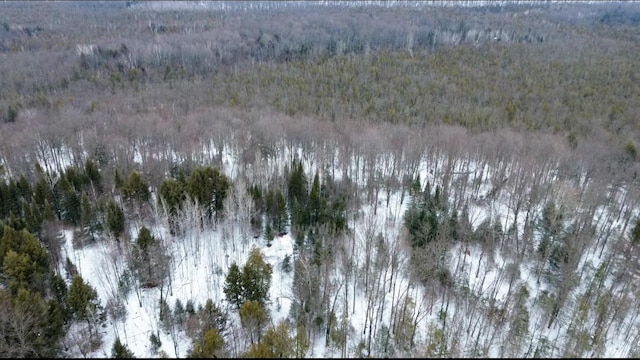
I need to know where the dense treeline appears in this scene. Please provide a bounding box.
[1,1,639,166]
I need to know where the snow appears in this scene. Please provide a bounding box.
[46,124,640,358]
[60,210,293,357]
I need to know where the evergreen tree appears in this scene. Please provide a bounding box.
[261,320,295,358]
[15,174,32,203]
[22,201,43,235]
[136,226,155,253]
[189,328,225,358]
[81,194,100,241]
[1,288,62,357]
[52,176,72,220]
[106,200,125,241]
[33,173,54,217]
[122,170,150,204]
[403,182,448,248]
[64,166,89,192]
[224,249,272,309]
[1,181,22,219]
[132,227,168,288]
[62,188,81,225]
[631,217,640,245]
[186,166,230,220]
[174,298,185,325]
[295,324,309,358]
[111,337,135,358]
[114,168,124,190]
[536,202,565,270]
[265,188,275,224]
[158,178,186,217]
[199,299,228,336]
[265,222,274,246]
[0,227,49,295]
[84,158,102,194]
[149,333,162,353]
[241,249,272,306]
[224,262,244,309]
[132,226,157,285]
[239,300,270,345]
[287,160,307,209]
[248,184,265,213]
[308,173,323,226]
[68,275,104,335]
[3,250,34,294]
[244,342,273,358]
[274,190,288,235]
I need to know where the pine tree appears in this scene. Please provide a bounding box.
[189,328,224,358]
[261,320,295,358]
[174,298,185,325]
[158,178,185,217]
[265,222,274,246]
[3,250,34,294]
[68,275,104,335]
[62,188,81,225]
[84,158,102,194]
[1,227,49,295]
[23,201,43,235]
[242,249,272,306]
[81,194,100,241]
[244,342,273,358]
[308,173,322,226]
[15,174,32,203]
[112,337,135,358]
[106,200,125,241]
[136,226,155,252]
[122,170,150,204]
[287,160,307,209]
[224,249,272,309]
[274,190,288,235]
[295,324,309,358]
[265,188,275,224]
[33,173,54,217]
[239,300,270,345]
[223,262,244,309]
[631,217,640,245]
[199,299,228,336]
[114,168,124,190]
[2,288,62,357]
[186,166,230,220]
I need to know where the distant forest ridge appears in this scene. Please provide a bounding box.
[126,0,629,11]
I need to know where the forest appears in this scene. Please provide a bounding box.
[1,0,640,358]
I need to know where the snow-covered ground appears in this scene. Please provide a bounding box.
[48,130,640,358]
